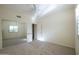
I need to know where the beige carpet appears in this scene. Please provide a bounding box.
[0,40,75,55]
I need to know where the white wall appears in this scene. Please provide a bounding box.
[37,8,75,48]
[0,19,2,49]
[26,19,32,42]
[0,5,32,40]
[75,5,79,54]
[2,20,26,39]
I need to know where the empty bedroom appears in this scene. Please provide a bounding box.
[0,4,79,55]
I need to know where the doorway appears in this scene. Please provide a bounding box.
[32,24,37,40]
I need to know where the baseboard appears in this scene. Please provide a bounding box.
[49,41,75,49]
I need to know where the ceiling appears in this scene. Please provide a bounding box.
[0,4,34,23]
[0,4,76,16]
[0,4,34,14]
[32,4,76,23]
[0,4,76,23]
